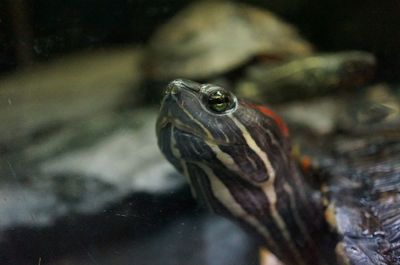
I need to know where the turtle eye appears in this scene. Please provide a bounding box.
[206,89,235,113]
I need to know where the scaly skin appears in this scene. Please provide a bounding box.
[156,79,337,265]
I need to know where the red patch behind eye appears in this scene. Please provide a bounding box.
[250,104,289,137]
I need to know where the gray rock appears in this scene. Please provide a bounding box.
[0,46,188,234]
[0,109,184,230]
[276,96,344,135]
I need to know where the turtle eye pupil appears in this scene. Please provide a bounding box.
[207,90,233,113]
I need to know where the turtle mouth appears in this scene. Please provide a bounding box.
[157,115,232,146]
[157,116,204,140]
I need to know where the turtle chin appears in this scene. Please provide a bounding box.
[157,121,204,166]
[157,116,203,144]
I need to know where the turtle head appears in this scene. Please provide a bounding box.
[156,79,290,185]
[156,79,328,264]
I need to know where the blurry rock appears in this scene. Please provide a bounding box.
[0,108,194,265]
[275,83,400,136]
[0,47,143,145]
[145,0,313,81]
[338,83,400,135]
[0,109,185,230]
[276,97,344,135]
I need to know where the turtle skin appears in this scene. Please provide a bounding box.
[314,134,400,265]
[156,79,400,265]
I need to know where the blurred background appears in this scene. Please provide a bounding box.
[0,0,399,264]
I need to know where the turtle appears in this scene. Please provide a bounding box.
[235,51,376,103]
[144,1,376,105]
[144,0,313,82]
[156,79,400,265]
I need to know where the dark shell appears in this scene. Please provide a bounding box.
[284,84,400,264]
[319,133,400,265]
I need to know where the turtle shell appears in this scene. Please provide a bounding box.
[315,133,400,265]
[145,1,313,81]
[289,86,400,264]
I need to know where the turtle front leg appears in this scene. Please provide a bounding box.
[259,247,284,265]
